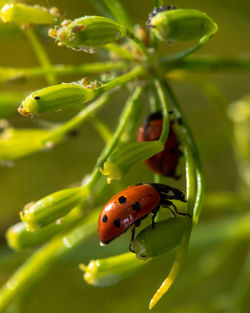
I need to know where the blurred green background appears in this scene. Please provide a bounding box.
[0,0,250,312]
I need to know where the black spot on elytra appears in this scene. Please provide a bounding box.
[113,219,120,228]
[118,196,127,204]
[132,202,141,212]
[169,148,177,154]
[102,214,108,223]
[34,96,40,100]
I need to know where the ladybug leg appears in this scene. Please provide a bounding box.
[152,204,160,229]
[129,222,140,253]
[167,205,176,218]
[163,200,192,217]
[169,168,181,180]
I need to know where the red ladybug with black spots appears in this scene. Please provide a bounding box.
[137,111,182,178]
[98,183,189,251]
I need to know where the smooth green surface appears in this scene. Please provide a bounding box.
[0,0,250,312]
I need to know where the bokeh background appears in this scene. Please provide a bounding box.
[0,0,250,312]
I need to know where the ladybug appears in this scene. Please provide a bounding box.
[137,111,182,178]
[98,183,189,251]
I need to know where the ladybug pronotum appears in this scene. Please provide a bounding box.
[137,111,182,178]
[98,183,189,251]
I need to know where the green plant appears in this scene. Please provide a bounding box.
[0,1,250,312]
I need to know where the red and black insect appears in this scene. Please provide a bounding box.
[147,5,177,28]
[98,183,189,251]
[137,111,182,178]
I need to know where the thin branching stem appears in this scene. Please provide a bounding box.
[44,92,115,143]
[164,81,204,222]
[24,28,56,85]
[97,86,144,168]
[165,55,250,71]
[149,79,204,309]
[161,34,214,64]
[97,65,145,93]
[154,79,170,143]
[102,0,134,31]
[0,61,130,83]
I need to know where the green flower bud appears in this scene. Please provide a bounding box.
[0,92,23,118]
[100,141,164,182]
[0,128,49,161]
[0,3,60,25]
[18,83,97,116]
[6,222,60,251]
[20,187,88,231]
[80,252,147,287]
[49,16,126,50]
[6,208,81,251]
[148,7,218,42]
[131,217,185,260]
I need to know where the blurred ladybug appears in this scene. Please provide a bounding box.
[98,183,189,251]
[137,111,182,178]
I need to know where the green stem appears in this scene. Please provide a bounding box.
[97,86,144,168]
[164,81,204,222]
[97,65,145,93]
[154,79,170,143]
[161,34,214,64]
[89,114,113,143]
[154,0,164,7]
[102,0,134,31]
[105,43,135,60]
[149,79,204,309]
[149,142,196,309]
[0,210,99,313]
[0,61,130,83]
[0,87,146,311]
[44,92,114,143]
[166,55,250,71]
[24,28,56,85]
[127,31,149,59]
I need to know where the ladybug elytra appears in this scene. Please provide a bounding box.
[98,183,189,251]
[137,111,182,178]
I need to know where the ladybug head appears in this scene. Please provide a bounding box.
[151,183,186,202]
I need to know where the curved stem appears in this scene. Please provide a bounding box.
[149,143,196,309]
[164,81,204,222]
[161,34,214,64]
[24,28,56,85]
[102,0,134,32]
[44,92,114,143]
[89,114,113,143]
[97,86,144,168]
[154,79,170,143]
[127,31,150,60]
[0,86,146,311]
[97,65,145,93]
[149,80,204,309]
[0,210,99,313]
